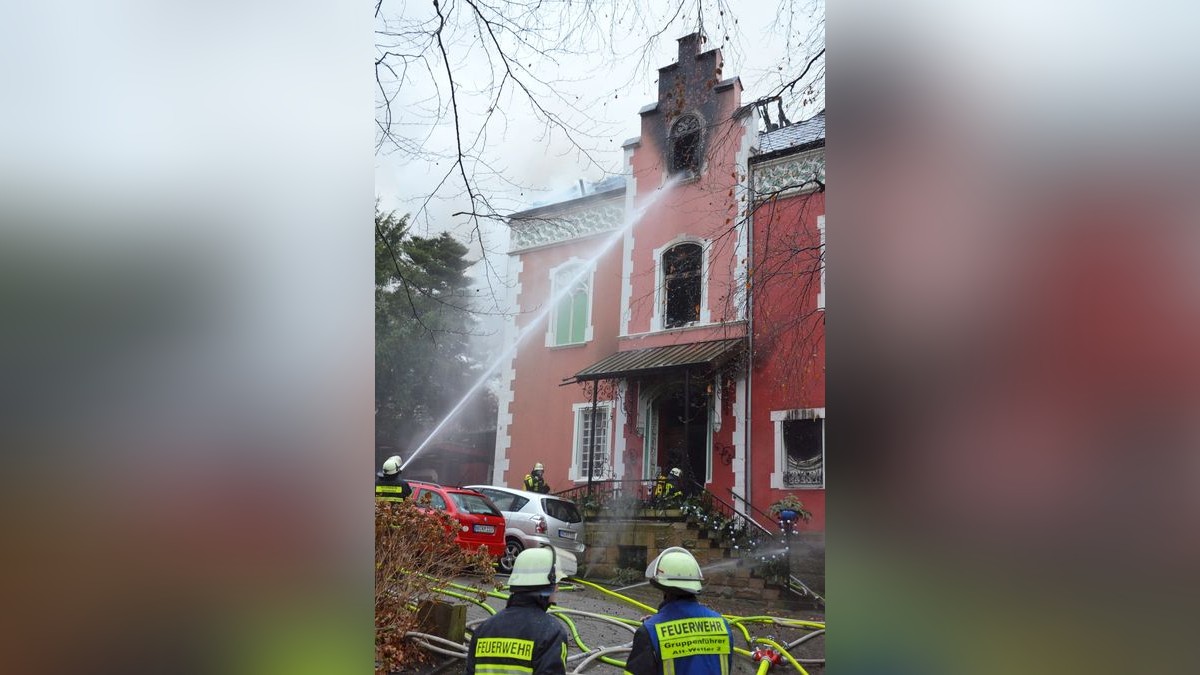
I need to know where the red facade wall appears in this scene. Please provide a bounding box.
[502,227,625,490]
[748,189,826,531]
[623,81,747,340]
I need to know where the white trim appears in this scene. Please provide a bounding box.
[544,258,595,347]
[816,214,826,311]
[769,407,826,490]
[711,372,722,433]
[732,112,757,321]
[732,376,747,505]
[492,256,524,484]
[650,235,712,332]
[620,148,637,337]
[569,401,614,483]
[705,403,714,484]
[613,381,628,480]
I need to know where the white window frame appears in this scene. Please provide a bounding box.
[769,408,825,490]
[570,401,613,482]
[545,258,595,347]
[816,215,826,311]
[651,236,711,332]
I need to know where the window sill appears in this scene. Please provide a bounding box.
[550,341,588,350]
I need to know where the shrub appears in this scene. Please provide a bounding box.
[375,500,497,673]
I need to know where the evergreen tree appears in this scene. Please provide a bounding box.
[375,208,485,454]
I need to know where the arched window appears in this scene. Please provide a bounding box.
[669,114,702,175]
[662,242,703,328]
[551,264,591,345]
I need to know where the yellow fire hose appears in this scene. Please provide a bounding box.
[410,576,822,672]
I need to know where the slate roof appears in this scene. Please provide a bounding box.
[758,110,825,155]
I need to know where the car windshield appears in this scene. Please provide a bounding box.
[541,498,582,523]
[450,493,502,516]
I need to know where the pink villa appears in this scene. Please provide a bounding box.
[493,34,826,533]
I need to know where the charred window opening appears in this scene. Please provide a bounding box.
[783,418,824,488]
[669,114,702,175]
[663,242,703,328]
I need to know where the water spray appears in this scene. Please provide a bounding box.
[401,175,683,469]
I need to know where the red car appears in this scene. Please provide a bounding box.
[408,481,507,560]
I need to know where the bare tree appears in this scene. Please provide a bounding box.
[375,0,825,317]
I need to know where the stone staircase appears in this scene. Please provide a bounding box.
[579,507,824,610]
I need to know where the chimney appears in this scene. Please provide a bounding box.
[578,179,586,197]
[677,33,702,62]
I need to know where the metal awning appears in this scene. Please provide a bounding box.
[567,338,745,383]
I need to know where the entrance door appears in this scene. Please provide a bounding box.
[653,381,710,491]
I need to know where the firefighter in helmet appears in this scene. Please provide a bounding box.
[623,547,733,675]
[524,462,550,494]
[465,547,569,675]
[375,455,412,501]
[660,467,684,504]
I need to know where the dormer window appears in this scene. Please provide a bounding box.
[669,114,702,175]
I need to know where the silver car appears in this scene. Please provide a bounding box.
[465,485,586,574]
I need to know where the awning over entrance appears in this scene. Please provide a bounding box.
[567,337,745,383]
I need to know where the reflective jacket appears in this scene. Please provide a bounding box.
[662,476,683,501]
[523,473,550,494]
[374,473,411,501]
[652,475,668,499]
[466,594,568,675]
[623,597,732,675]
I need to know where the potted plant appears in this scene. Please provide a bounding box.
[768,495,813,524]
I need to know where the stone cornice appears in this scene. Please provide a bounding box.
[509,197,625,253]
[750,148,825,199]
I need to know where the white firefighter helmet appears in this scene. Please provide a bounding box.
[645,546,704,593]
[508,547,561,591]
[382,455,403,476]
[533,462,545,472]
[670,467,682,477]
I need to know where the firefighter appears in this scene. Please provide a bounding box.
[466,547,569,675]
[651,467,670,505]
[524,462,550,494]
[623,547,733,675]
[660,467,684,504]
[375,455,412,501]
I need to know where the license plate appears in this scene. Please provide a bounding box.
[473,524,495,534]
[557,529,577,540]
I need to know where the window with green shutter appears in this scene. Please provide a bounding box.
[552,265,591,346]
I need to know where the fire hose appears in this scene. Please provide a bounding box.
[407,577,824,672]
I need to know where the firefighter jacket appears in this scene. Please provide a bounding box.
[523,473,550,494]
[374,473,412,501]
[466,593,568,675]
[662,476,683,501]
[652,475,668,500]
[623,597,733,675]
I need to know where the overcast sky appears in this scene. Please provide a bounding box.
[374,0,825,291]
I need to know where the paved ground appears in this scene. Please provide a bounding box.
[402,576,825,675]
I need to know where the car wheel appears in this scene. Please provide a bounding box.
[499,538,523,574]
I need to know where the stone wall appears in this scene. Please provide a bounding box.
[578,509,820,610]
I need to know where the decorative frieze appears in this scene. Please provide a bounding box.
[510,200,625,252]
[752,149,825,198]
